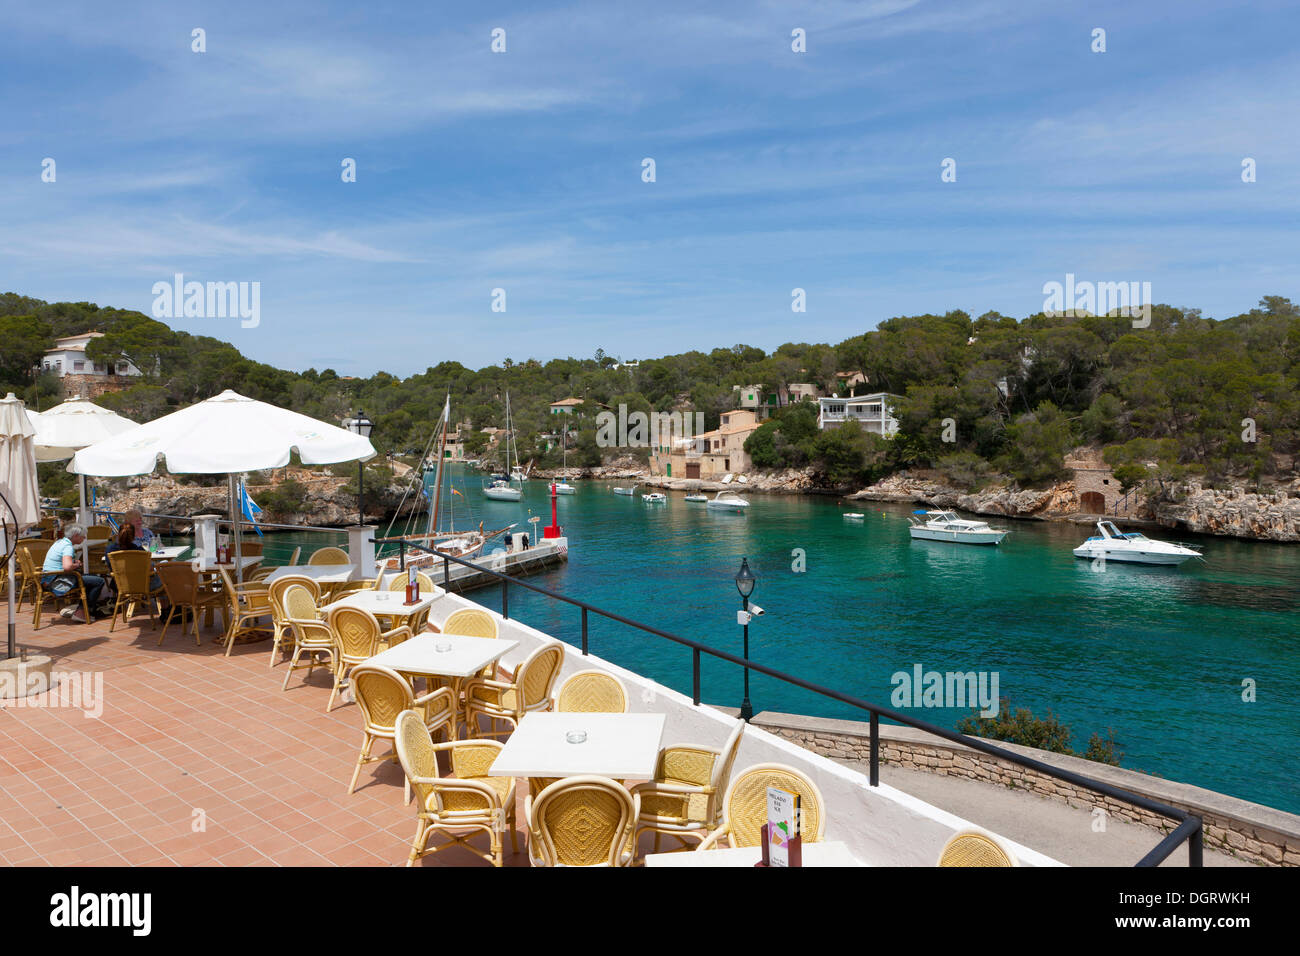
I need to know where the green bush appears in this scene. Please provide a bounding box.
[957,697,1122,766]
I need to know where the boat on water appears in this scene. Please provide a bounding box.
[1072,520,1202,566]
[483,392,524,502]
[642,492,666,503]
[553,421,576,494]
[706,490,749,512]
[843,512,865,520]
[907,510,1007,545]
[613,484,638,496]
[683,494,708,502]
[553,481,575,495]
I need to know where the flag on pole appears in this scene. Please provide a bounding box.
[239,480,264,537]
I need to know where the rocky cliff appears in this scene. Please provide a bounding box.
[1155,480,1300,542]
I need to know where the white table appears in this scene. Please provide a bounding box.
[365,634,519,681]
[488,712,666,780]
[265,563,356,585]
[325,590,436,620]
[149,545,190,561]
[198,555,263,572]
[645,842,859,867]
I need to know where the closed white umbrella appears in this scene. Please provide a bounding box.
[30,397,139,564]
[70,390,376,581]
[1,393,41,659]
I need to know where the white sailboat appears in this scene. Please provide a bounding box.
[484,392,523,502]
[554,420,575,494]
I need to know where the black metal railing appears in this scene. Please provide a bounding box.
[380,536,1204,867]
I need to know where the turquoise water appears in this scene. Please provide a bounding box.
[437,471,1300,815]
[178,467,1300,813]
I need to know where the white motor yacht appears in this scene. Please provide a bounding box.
[907,510,1007,545]
[706,490,750,512]
[1072,520,1201,566]
[642,492,666,503]
[483,479,522,502]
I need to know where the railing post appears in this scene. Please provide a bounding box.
[581,607,588,656]
[399,539,406,571]
[501,580,509,620]
[869,711,879,786]
[1189,818,1203,867]
[692,648,700,706]
[443,555,450,588]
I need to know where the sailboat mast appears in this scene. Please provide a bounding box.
[429,396,450,536]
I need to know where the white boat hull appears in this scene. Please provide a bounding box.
[1072,545,1194,566]
[908,526,1005,545]
[484,487,522,501]
[553,484,575,495]
[706,501,749,512]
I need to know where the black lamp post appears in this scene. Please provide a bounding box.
[345,411,374,525]
[735,557,756,721]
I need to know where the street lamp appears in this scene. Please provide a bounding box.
[735,557,756,721]
[345,411,374,525]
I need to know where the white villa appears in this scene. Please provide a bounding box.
[42,332,142,379]
[817,392,901,435]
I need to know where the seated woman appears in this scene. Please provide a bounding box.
[104,523,166,607]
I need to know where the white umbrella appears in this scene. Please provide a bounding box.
[1,393,41,659]
[30,397,139,564]
[70,390,376,579]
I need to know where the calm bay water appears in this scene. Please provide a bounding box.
[192,466,1300,813]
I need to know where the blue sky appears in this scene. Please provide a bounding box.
[2,0,1296,376]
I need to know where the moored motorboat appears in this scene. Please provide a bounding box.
[843,512,864,520]
[706,490,749,512]
[642,492,666,503]
[907,510,1007,545]
[1072,520,1201,566]
[683,494,708,502]
[483,480,522,501]
[553,481,575,495]
[613,484,638,496]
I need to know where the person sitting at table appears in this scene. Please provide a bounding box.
[41,523,108,622]
[125,510,156,549]
[104,522,168,611]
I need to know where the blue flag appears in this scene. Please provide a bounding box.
[239,480,265,537]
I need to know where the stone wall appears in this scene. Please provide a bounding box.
[753,711,1300,867]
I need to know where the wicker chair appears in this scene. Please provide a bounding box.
[156,562,225,645]
[461,642,564,739]
[309,546,349,565]
[696,763,826,850]
[633,719,744,853]
[348,664,456,801]
[267,574,320,668]
[383,572,438,632]
[280,584,337,691]
[12,539,52,612]
[85,524,114,544]
[37,516,59,539]
[394,708,517,866]
[937,830,1018,867]
[219,568,273,656]
[326,604,414,712]
[441,608,501,678]
[107,550,164,632]
[555,670,628,713]
[526,776,640,867]
[23,545,90,629]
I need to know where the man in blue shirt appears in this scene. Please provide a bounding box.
[42,524,107,621]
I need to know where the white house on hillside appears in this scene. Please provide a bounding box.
[818,393,901,436]
[42,332,142,379]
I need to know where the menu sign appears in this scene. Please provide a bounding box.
[765,786,801,868]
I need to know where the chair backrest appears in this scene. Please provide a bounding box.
[268,575,320,625]
[109,550,153,593]
[440,608,498,639]
[16,544,40,580]
[309,546,349,565]
[720,764,826,847]
[287,546,302,566]
[937,830,1017,867]
[17,539,53,574]
[712,720,745,794]
[328,605,382,660]
[350,663,415,734]
[282,583,320,622]
[387,571,435,592]
[237,541,263,556]
[157,562,200,604]
[530,776,638,867]
[395,709,441,806]
[86,524,113,542]
[556,670,628,713]
[517,643,564,709]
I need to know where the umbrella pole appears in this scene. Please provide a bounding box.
[4,528,14,660]
[78,474,89,567]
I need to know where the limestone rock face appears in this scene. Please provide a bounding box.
[1156,480,1300,542]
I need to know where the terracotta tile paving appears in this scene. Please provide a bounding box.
[0,609,540,867]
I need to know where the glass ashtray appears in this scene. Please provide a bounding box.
[565,730,588,745]
[434,640,452,653]
[376,592,390,602]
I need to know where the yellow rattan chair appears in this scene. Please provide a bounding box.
[441,608,502,678]
[267,574,320,668]
[280,584,335,692]
[23,545,90,629]
[309,546,349,565]
[394,708,518,866]
[219,567,273,656]
[348,664,456,801]
[937,829,1018,867]
[107,550,164,632]
[286,546,301,566]
[526,776,640,867]
[326,604,414,712]
[156,562,224,645]
[555,669,628,713]
[13,539,52,612]
[696,763,826,850]
[384,571,438,631]
[461,642,564,739]
[632,719,745,853]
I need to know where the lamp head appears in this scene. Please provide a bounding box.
[734,557,756,599]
